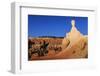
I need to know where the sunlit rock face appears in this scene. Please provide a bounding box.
[58,20,88,58]
[62,20,83,49]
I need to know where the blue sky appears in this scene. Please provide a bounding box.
[28,15,88,37]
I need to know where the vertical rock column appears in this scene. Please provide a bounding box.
[62,20,83,50]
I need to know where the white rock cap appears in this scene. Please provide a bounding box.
[71,20,75,27]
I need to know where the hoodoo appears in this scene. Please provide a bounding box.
[62,20,83,49]
[56,20,88,58]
